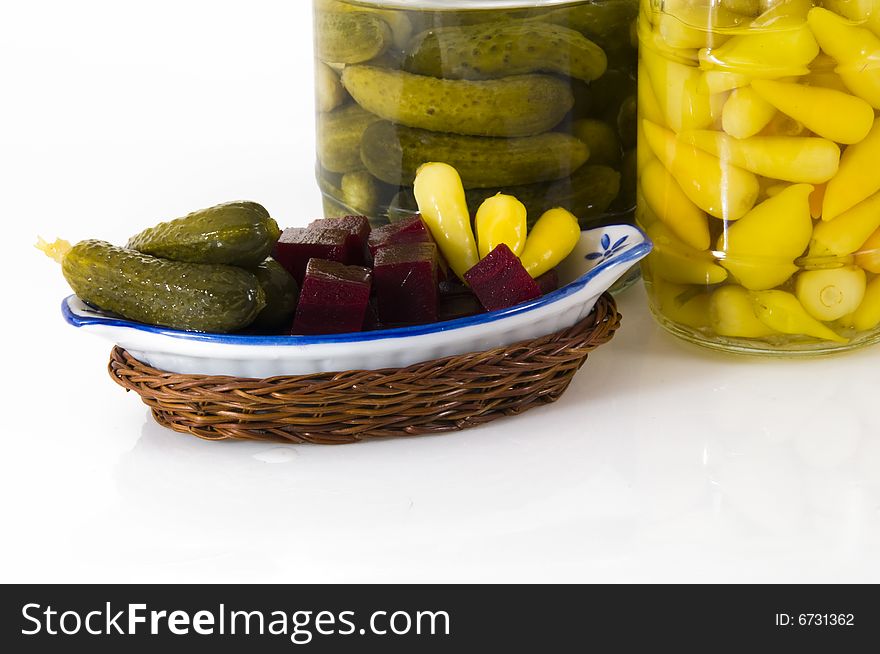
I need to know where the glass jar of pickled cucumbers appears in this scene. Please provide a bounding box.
[637,0,880,355]
[313,0,638,230]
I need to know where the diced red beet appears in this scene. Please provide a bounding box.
[439,293,485,322]
[362,298,381,331]
[368,215,432,257]
[535,268,560,296]
[309,215,370,265]
[291,259,372,335]
[373,243,438,325]
[463,244,542,312]
[272,227,351,284]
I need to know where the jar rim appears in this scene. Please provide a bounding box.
[335,0,592,10]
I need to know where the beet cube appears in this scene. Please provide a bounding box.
[272,227,351,284]
[368,215,432,257]
[463,244,542,312]
[535,268,560,296]
[309,215,370,265]
[362,298,381,331]
[291,259,372,335]
[373,243,439,325]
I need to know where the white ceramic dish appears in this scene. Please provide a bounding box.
[62,224,651,376]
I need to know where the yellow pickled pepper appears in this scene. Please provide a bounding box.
[795,266,866,322]
[474,194,527,259]
[811,189,880,256]
[413,162,479,279]
[646,221,729,286]
[750,79,874,144]
[719,184,814,290]
[642,46,714,132]
[678,130,840,184]
[750,290,849,342]
[822,119,880,221]
[698,22,819,78]
[710,285,778,338]
[655,5,745,50]
[653,279,712,330]
[807,7,880,108]
[700,71,752,95]
[519,208,581,279]
[721,87,777,139]
[761,112,808,137]
[637,60,667,127]
[640,159,711,250]
[750,0,813,27]
[642,120,759,220]
[804,53,852,93]
[852,275,880,331]
[822,0,880,31]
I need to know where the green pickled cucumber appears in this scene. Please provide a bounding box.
[588,67,636,120]
[315,61,349,113]
[317,0,412,50]
[465,165,621,227]
[404,21,607,82]
[360,121,590,189]
[251,258,299,331]
[315,11,391,64]
[341,170,381,215]
[569,78,593,120]
[341,66,573,138]
[317,103,382,174]
[127,201,280,269]
[534,1,637,52]
[548,164,622,226]
[62,240,265,333]
[571,119,621,166]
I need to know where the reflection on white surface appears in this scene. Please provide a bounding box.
[15,286,866,583]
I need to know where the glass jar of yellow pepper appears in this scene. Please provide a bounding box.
[637,0,880,354]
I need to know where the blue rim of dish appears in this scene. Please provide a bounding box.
[62,225,651,346]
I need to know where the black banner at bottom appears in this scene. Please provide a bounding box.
[0,584,875,651]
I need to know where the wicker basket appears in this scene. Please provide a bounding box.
[108,293,620,444]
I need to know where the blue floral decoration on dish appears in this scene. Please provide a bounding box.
[586,233,629,262]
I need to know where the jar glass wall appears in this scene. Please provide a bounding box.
[313,0,638,231]
[637,0,880,355]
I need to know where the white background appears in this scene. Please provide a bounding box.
[1,0,878,583]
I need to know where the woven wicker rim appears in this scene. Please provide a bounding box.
[109,293,621,444]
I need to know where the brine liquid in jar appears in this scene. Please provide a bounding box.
[313,0,638,232]
[637,0,880,355]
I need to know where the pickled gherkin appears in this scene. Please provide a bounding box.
[360,121,590,189]
[312,1,638,233]
[637,0,880,353]
[315,11,392,64]
[250,258,299,331]
[404,21,607,82]
[317,103,383,174]
[127,201,280,269]
[59,240,265,333]
[532,0,638,50]
[341,66,574,138]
